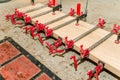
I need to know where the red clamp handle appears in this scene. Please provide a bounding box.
[87,63,103,80]
[65,37,74,49]
[69,8,75,16]
[79,45,90,58]
[97,18,105,28]
[44,27,53,37]
[54,38,62,48]
[70,55,78,71]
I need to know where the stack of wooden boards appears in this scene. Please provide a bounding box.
[17,3,120,77]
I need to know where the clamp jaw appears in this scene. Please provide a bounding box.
[76,13,87,26]
[52,4,62,15]
[24,14,31,24]
[111,24,120,44]
[79,45,90,59]
[44,27,53,37]
[65,37,74,49]
[111,24,120,34]
[69,8,75,16]
[96,18,105,28]
[35,20,45,32]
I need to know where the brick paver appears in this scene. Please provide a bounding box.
[0,41,20,64]
[1,55,41,80]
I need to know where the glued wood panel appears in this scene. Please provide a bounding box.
[18,3,44,13]
[26,7,51,18]
[90,35,120,76]
[47,16,74,29]
[53,21,95,41]
[32,11,66,24]
[74,29,109,51]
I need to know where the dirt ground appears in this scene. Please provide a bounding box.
[0,0,120,80]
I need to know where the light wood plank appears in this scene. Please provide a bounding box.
[26,7,51,18]
[18,3,44,13]
[32,11,66,24]
[47,16,74,29]
[53,21,95,41]
[74,29,109,51]
[90,35,120,76]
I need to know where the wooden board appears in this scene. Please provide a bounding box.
[47,16,74,29]
[74,29,109,51]
[26,7,51,18]
[53,21,95,42]
[32,11,66,24]
[90,35,120,76]
[18,3,44,13]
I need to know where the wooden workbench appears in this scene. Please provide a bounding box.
[18,4,120,77]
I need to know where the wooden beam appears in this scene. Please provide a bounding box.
[18,3,44,13]
[32,11,66,24]
[26,7,52,18]
[90,35,120,76]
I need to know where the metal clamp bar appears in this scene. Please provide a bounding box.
[52,14,87,30]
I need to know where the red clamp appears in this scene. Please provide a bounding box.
[65,37,74,49]
[111,24,120,34]
[96,18,105,28]
[70,55,78,71]
[10,14,22,25]
[23,26,30,34]
[69,8,75,16]
[15,9,24,19]
[54,38,62,48]
[29,27,44,44]
[79,45,90,59]
[111,24,120,44]
[24,15,31,24]
[87,63,103,80]
[45,41,64,54]
[35,21,45,31]
[44,27,53,37]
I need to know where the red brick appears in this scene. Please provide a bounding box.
[0,41,20,64]
[1,55,41,80]
[35,73,52,80]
